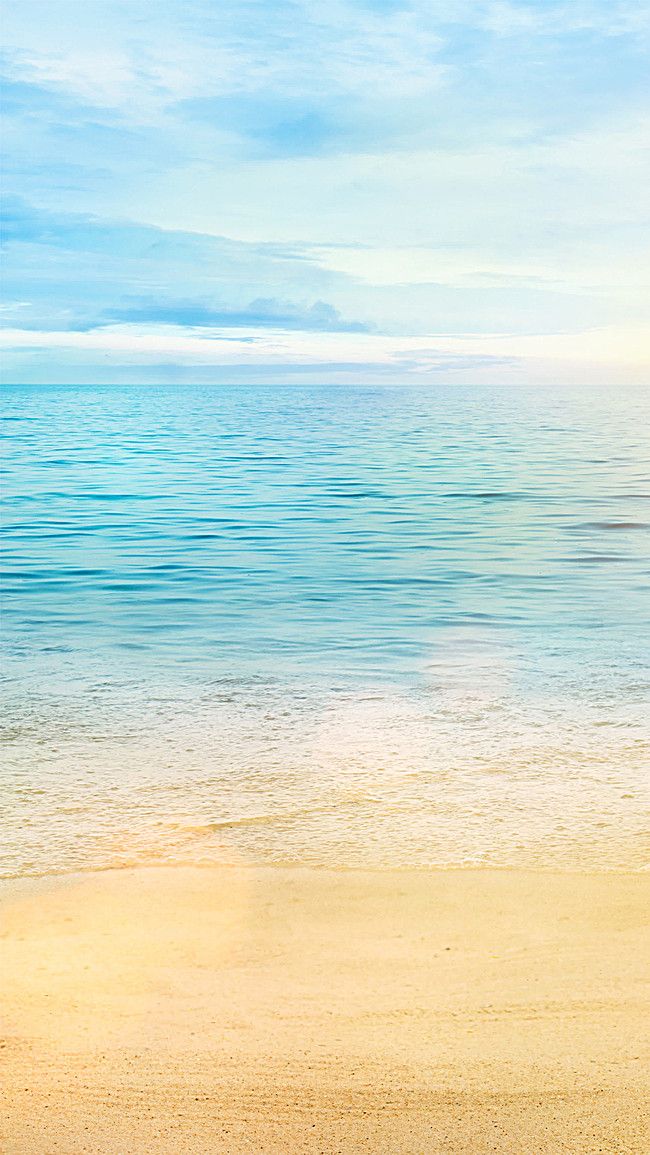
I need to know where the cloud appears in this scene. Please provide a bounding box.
[4,0,646,158]
[103,297,370,333]
[479,0,650,39]
[0,0,447,125]
[1,1,648,383]
[2,319,648,389]
[1,198,372,335]
[5,196,639,347]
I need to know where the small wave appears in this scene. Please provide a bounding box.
[580,521,649,531]
[180,806,330,836]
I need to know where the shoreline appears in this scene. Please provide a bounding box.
[2,864,649,1153]
[3,853,648,887]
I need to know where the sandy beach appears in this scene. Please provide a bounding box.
[1,865,648,1153]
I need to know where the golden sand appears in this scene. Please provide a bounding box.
[1,866,648,1153]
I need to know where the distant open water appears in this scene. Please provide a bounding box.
[1,382,649,876]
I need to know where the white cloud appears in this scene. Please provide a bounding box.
[0,0,448,120]
[114,112,650,293]
[2,321,648,386]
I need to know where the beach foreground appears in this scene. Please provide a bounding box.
[2,866,648,1154]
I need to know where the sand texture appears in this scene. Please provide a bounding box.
[1,866,648,1153]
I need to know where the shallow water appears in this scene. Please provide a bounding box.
[1,382,649,875]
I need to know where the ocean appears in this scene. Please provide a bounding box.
[2,382,648,876]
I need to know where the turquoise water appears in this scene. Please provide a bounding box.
[1,383,649,875]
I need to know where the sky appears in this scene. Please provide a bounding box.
[1,0,649,385]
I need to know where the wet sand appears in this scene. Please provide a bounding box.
[1,866,648,1153]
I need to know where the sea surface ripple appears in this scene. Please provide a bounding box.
[1,383,648,875]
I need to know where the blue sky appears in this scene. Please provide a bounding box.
[1,0,649,384]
